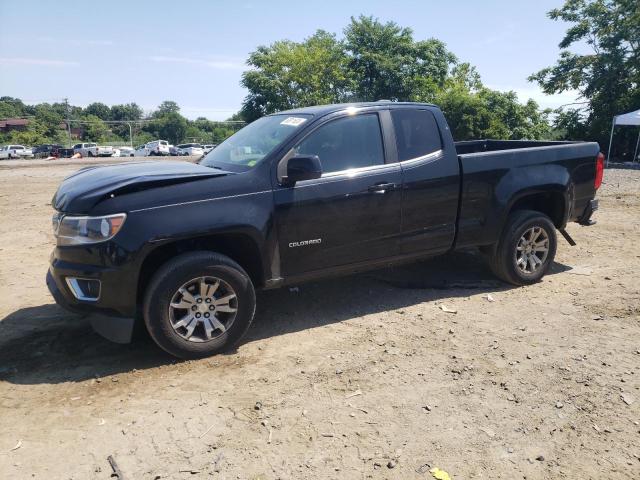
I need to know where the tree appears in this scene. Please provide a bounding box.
[344,16,456,102]
[0,96,29,118]
[33,104,66,141]
[529,0,640,154]
[110,103,143,121]
[6,121,50,146]
[241,30,352,121]
[154,101,181,117]
[84,102,111,120]
[436,86,552,141]
[144,112,187,144]
[82,114,110,142]
[110,103,143,139]
[225,111,246,122]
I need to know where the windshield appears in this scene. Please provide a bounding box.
[201,114,312,172]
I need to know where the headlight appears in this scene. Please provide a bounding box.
[53,213,126,246]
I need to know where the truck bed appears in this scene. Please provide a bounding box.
[453,139,600,249]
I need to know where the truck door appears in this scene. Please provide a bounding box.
[391,108,460,255]
[273,111,402,278]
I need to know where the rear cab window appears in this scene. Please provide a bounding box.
[390,109,442,161]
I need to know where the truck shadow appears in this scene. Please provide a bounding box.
[0,250,571,385]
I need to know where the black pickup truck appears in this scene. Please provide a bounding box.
[47,102,603,358]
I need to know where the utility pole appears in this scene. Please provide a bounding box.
[127,122,133,148]
[64,98,72,147]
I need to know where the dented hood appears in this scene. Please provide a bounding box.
[52,161,229,213]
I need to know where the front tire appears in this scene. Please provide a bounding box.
[487,210,557,285]
[143,252,256,359]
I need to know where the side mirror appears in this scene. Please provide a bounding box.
[282,154,322,185]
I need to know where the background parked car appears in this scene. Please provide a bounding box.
[169,145,180,156]
[117,147,135,157]
[0,145,34,159]
[32,144,64,159]
[56,148,75,158]
[177,143,204,156]
[203,144,217,154]
[134,140,170,156]
[72,143,114,157]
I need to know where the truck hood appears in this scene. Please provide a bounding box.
[53,161,230,213]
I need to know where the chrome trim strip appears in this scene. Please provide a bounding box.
[320,161,395,178]
[399,149,443,168]
[293,163,401,189]
[129,190,272,213]
[65,277,101,302]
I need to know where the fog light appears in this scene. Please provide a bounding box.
[65,277,101,301]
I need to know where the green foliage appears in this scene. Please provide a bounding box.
[133,131,154,146]
[154,101,181,117]
[240,16,553,141]
[84,102,111,120]
[82,115,111,142]
[436,87,552,141]
[110,103,143,121]
[143,111,188,145]
[241,30,353,121]
[0,96,31,118]
[0,98,239,147]
[344,16,456,102]
[529,0,640,155]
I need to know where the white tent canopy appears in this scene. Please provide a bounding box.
[607,108,640,165]
[615,109,640,126]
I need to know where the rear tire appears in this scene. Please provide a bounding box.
[143,251,256,359]
[486,210,557,285]
[88,151,94,157]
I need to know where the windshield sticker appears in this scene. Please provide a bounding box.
[280,117,307,127]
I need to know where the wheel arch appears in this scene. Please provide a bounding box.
[504,187,569,229]
[137,232,265,304]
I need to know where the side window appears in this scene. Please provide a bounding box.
[296,114,385,174]
[391,109,442,162]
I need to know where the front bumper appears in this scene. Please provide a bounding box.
[47,249,139,343]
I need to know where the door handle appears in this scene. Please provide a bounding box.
[367,182,396,193]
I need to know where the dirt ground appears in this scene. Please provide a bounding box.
[0,160,638,480]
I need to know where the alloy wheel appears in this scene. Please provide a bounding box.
[168,276,238,342]
[515,226,550,274]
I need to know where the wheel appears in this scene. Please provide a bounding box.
[88,151,94,157]
[130,154,134,157]
[143,251,256,359]
[486,209,557,285]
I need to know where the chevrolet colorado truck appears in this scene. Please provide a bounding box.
[47,102,603,358]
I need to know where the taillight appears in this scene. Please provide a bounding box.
[594,152,604,190]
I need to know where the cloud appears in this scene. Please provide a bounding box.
[35,37,115,47]
[87,40,115,46]
[0,57,79,67]
[148,55,244,70]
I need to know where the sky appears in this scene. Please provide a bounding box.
[0,0,581,120]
